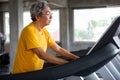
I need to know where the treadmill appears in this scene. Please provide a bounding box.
[1,16,120,80]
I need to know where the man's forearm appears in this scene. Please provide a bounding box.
[57,48,80,60]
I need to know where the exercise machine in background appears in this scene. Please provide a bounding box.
[0,33,9,66]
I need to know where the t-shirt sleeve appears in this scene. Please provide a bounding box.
[23,28,40,50]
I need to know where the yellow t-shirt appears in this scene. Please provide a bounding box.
[12,22,55,74]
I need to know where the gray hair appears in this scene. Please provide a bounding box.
[30,1,49,21]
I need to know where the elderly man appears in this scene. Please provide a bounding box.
[12,1,79,74]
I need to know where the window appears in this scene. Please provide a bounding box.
[23,11,32,27]
[4,12,9,43]
[74,7,120,42]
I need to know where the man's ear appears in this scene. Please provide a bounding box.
[35,15,40,20]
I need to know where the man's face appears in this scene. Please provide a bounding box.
[38,6,53,26]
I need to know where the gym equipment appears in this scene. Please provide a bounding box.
[0,33,5,53]
[0,33,9,66]
[1,16,120,80]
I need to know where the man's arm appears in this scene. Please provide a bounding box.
[50,43,80,60]
[32,47,68,65]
